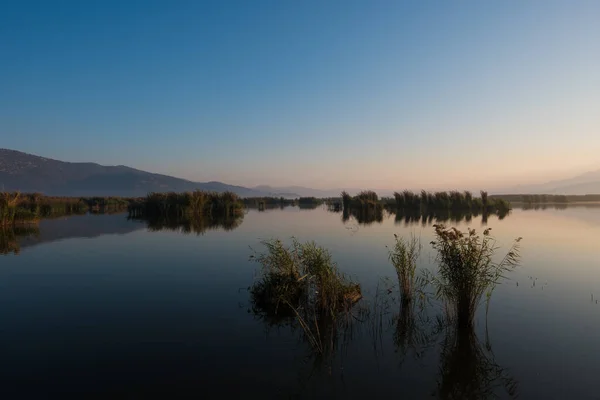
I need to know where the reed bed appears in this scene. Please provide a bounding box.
[393,190,511,214]
[1,192,137,226]
[427,224,522,329]
[128,190,243,218]
[387,233,422,304]
[249,238,362,352]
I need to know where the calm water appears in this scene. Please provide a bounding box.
[1,207,600,398]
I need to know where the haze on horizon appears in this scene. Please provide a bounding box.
[1,1,599,191]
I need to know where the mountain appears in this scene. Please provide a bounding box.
[0,149,267,197]
[501,169,600,195]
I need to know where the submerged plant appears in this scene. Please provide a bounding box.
[428,224,522,328]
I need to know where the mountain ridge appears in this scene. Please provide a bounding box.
[0,149,276,197]
[2,148,599,197]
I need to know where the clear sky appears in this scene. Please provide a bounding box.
[1,0,599,190]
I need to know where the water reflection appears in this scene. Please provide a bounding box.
[342,208,385,225]
[132,214,245,235]
[0,226,39,255]
[393,209,509,227]
[1,213,146,255]
[378,283,518,398]
[335,207,512,227]
[436,323,518,399]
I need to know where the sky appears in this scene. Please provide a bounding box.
[1,0,599,190]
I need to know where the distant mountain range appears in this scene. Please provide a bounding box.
[0,149,283,197]
[1,148,599,197]
[497,169,600,195]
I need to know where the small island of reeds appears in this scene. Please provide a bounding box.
[127,191,244,218]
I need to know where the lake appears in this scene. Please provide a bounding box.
[1,206,599,399]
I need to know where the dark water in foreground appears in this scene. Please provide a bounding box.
[1,207,599,398]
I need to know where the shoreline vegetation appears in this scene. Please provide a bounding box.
[0,192,132,226]
[2,189,600,227]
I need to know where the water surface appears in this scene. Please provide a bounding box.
[1,207,599,398]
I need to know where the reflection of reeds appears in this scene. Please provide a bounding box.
[391,208,510,227]
[436,324,518,399]
[131,214,244,235]
[0,225,40,255]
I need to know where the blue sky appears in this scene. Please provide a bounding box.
[1,0,599,189]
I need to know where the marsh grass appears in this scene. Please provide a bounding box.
[249,238,362,353]
[387,233,422,304]
[0,192,34,226]
[128,190,244,218]
[427,224,522,329]
[1,192,136,226]
[393,190,511,215]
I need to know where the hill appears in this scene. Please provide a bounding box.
[0,149,267,197]
[502,169,600,195]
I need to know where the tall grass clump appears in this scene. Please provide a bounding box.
[250,238,362,351]
[387,233,422,304]
[341,191,352,211]
[391,190,511,219]
[1,192,39,226]
[428,224,522,329]
[129,190,244,218]
[340,191,385,225]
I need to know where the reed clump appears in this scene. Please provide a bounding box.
[340,191,385,224]
[428,224,522,329]
[128,190,244,218]
[1,192,39,226]
[387,233,422,304]
[250,238,362,345]
[394,190,511,215]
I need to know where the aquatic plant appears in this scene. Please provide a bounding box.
[387,233,422,304]
[249,238,361,352]
[428,224,522,329]
[340,191,385,225]
[129,190,244,218]
[341,191,352,212]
